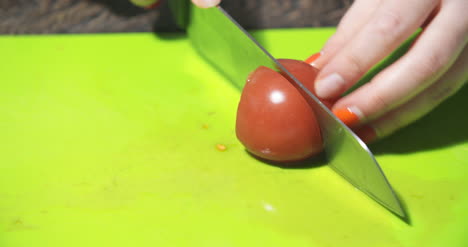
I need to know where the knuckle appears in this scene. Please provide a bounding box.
[414,51,446,78]
[373,10,403,37]
[367,91,391,113]
[342,52,366,77]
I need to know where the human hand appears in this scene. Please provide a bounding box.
[307,0,468,143]
[129,0,220,9]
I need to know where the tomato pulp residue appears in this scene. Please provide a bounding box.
[216,144,227,152]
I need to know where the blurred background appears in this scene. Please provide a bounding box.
[0,0,351,34]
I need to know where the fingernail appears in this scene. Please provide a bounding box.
[315,73,345,99]
[305,52,322,68]
[195,0,221,8]
[333,106,364,127]
[354,125,377,144]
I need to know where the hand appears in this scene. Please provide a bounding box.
[307,0,468,143]
[129,0,220,9]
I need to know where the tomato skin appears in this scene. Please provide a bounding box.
[236,64,323,162]
[278,59,335,109]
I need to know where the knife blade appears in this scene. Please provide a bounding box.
[172,1,406,218]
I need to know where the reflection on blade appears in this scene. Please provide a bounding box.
[176,3,405,218]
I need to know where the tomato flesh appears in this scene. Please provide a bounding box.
[236,61,323,162]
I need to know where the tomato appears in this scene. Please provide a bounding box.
[278,59,334,109]
[236,60,323,162]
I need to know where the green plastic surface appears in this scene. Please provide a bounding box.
[0,29,467,247]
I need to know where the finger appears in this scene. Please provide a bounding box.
[191,0,220,8]
[130,0,161,9]
[307,0,382,68]
[314,0,439,99]
[355,45,468,143]
[333,0,468,127]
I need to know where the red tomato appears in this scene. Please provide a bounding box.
[236,61,323,162]
[278,59,335,109]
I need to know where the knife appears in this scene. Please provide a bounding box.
[171,1,406,218]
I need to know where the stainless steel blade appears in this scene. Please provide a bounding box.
[173,2,405,218]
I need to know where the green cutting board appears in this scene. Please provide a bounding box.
[0,29,467,247]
